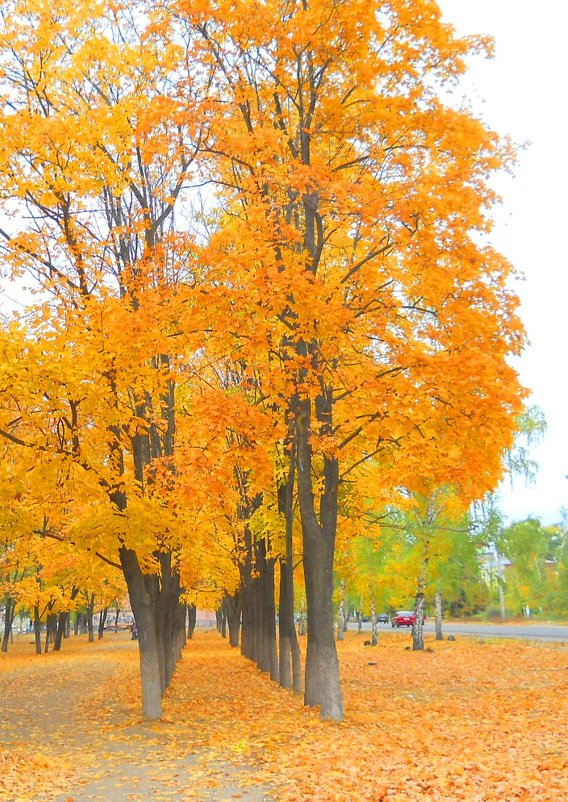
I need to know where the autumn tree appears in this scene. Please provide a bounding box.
[0,0,526,725]
[173,0,525,718]
[0,0,210,718]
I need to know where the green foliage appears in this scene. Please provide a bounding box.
[498,518,564,615]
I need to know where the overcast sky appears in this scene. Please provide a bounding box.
[438,0,568,525]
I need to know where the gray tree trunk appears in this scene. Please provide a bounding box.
[1,597,15,653]
[33,605,42,655]
[86,594,95,643]
[186,603,197,640]
[277,453,302,693]
[435,590,443,641]
[370,599,378,647]
[297,397,343,721]
[120,547,163,721]
[98,607,108,639]
[337,579,346,641]
[412,582,426,652]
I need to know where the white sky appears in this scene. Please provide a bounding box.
[438,0,568,525]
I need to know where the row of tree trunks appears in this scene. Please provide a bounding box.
[98,607,108,639]
[44,612,58,652]
[119,546,186,720]
[53,612,69,652]
[223,591,242,648]
[222,446,303,698]
[277,456,302,693]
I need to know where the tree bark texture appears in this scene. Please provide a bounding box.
[296,397,344,721]
[435,590,443,641]
[119,547,184,721]
[337,579,346,642]
[86,593,95,643]
[224,591,241,648]
[53,612,69,652]
[98,607,108,639]
[1,597,15,653]
[370,599,378,647]
[33,605,42,655]
[186,603,196,640]
[277,447,302,693]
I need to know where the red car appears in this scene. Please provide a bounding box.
[391,610,425,628]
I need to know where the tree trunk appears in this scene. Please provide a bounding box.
[412,571,427,652]
[86,594,95,642]
[44,611,57,653]
[252,548,268,671]
[239,511,258,662]
[33,605,42,655]
[98,607,108,639]
[120,547,163,721]
[294,374,343,720]
[253,537,278,680]
[76,612,87,634]
[297,603,306,636]
[303,536,343,721]
[412,544,429,651]
[370,598,378,647]
[297,408,343,719]
[277,452,302,693]
[278,553,302,694]
[186,603,196,640]
[1,597,15,653]
[53,611,69,652]
[357,610,362,634]
[337,579,345,641]
[435,590,443,641]
[224,591,242,648]
[499,582,507,620]
[412,591,426,651]
[241,582,253,659]
[264,552,278,682]
[156,552,186,693]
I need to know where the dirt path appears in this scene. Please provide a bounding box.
[0,631,275,802]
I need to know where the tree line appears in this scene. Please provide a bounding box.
[0,0,525,721]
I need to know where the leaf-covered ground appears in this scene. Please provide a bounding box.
[1,628,567,801]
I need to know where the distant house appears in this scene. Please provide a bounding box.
[479,548,511,584]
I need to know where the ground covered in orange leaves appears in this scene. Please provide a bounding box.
[1,628,567,802]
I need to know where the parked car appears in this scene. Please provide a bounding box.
[391,611,425,628]
[376,613,389,623]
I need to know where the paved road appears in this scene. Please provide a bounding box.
[354,620,568,642]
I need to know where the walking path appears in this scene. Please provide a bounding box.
[0,631,275,802]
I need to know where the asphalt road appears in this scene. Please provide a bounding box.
[355,620,568,642]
